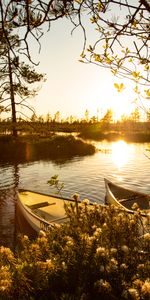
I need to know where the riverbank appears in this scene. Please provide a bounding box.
[0,135,95,163]
[78,130,150,143]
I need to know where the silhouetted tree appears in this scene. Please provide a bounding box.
[0,28,45,136]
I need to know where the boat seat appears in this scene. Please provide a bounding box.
[27,202,56,209]
[119,196,150,209]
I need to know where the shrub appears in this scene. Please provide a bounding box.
[0,202,149,299]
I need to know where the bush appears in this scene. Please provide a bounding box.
[0,202,150,299]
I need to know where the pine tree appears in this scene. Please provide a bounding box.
[0,28,45,136]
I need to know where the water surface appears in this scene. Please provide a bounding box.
[0,140,150,248]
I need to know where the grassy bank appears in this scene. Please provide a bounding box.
[0,135,95,163]
[0,202,149,300]
[79,130,150,143]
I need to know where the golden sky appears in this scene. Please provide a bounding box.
[30,18,139,120]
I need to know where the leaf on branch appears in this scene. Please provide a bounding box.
[144,89,150,99]
[111,69,118,75]
[131,20,138,27]
[80,52,85,58]
[132,72,140,79]
[93,54,102,63]
[114,83,125,92]
[134,86,140,94]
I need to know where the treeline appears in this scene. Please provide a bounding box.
[0,119,150,136]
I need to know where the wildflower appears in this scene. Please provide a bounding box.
[130,219,136,226]
[31,243,40,251]
[137,264,145,271]
[110,258,118,265]
[95,279,112,293]
[62,261,67,270]
[143,233,150,241]
[133,279,143,289]
[46,259,53,266]
[82,199,90,205]
[0,246,14,261]
[66,239,74,247]
[120,263,128,270]
[0,266,12,292]
[96,247,106,257]
[93,202,99,209]
[132,203,139,210]
[110,258,118,271]
[102,223,108,230]
[94,227,102,237]
[110,248,117,256]
[73,193,80,201]
[141,280,150,296]
[92,225,97,230]
[22,235,29,242]
[121,245,129,254]
[128,288,139,299]
[39,230,46,237]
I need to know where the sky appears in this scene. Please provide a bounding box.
[26,16,139,121]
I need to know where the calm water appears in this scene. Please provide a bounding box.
[0,140,150,248]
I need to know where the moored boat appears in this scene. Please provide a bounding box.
[104,178,150,214]
[17,189,78,234]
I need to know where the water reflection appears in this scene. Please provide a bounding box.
[0,164,19,249]
[111,140,134,168]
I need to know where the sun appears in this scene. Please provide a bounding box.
[107,83,136,121]
[81,74,136,121]
[111,140,134,168]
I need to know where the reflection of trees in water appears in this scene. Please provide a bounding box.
[0,164,20,249]
[13,164,20,190]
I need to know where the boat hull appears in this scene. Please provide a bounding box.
[104,178,150,214]
[17,189,76,234]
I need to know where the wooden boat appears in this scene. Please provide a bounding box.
[17,189,78,234]
[104,178,150,214]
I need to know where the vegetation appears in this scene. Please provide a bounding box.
[0,3,150,298]
[0,135,95,163]
[0,1,149,132]
[0,202,150,299]
[0,27,45,136]
[1,115,150,142]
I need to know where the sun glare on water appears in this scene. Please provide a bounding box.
[111,140,134,168]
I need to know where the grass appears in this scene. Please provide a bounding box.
[0,135,95,163]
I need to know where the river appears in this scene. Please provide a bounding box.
[0,140,150,248]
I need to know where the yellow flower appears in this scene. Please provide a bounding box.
[82,199,90,205]
[143,233,150,241]
[128,288,139,299]
[94,227,102,237]
[141,280,150,296]
[96,247,106,257]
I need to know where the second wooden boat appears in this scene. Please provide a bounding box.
[104,178,150,214]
